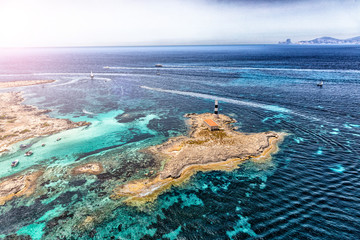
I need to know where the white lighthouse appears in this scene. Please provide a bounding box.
[214,100,218,114]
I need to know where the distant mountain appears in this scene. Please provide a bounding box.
[297,36,360,44]
[347,36,360,42]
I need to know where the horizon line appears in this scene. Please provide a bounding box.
[2,42,360,49]
[0,43,279,49]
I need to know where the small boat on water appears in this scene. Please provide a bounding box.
[90,71,94,79]
[155,64,163,68]
[20,144,28,149]
[11,159,19,167]
[25,151,33,156]
[317,81,323,87]
[56,137,62,141]
[42,143,46,147]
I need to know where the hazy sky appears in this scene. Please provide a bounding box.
[0,0,359,47]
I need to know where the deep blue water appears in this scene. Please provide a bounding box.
[0,45,359,239]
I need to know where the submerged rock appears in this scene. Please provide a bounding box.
[71,162,104,175]
[4,234,32,240]
[115,112,146,123]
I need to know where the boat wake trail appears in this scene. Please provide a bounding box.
[95,77,112,82]
[103,66,184,70]
[50,78,84,87]
[224,67,360,74]
[140,86,327,123]
[82,109,95,115]
[140,86,291,113]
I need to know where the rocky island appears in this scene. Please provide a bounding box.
[113,113,284,204]
[0,91,90,152]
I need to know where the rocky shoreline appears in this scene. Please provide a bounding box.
[113,113,285,204]
[0,91,90,152]
[0,88,92,205]
[0,170,44,205]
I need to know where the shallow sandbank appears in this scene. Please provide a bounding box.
[0,80,55,89]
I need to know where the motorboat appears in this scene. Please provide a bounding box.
[20,144,28,149]
[11,159,19,167]
[25,151,33,156]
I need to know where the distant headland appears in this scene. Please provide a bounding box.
[279,36,360,45]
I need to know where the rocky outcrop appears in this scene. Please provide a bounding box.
[0,170,43,205]
[113,113,285,204]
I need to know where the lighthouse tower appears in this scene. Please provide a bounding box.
[214,100,218,114]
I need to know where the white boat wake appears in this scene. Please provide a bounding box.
[140,86,291,113]
[82,109,95,115]
[216,67,360,74]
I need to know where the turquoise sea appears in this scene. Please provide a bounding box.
[0,45,359,239]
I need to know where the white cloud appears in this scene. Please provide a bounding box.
[0,0,359,47]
